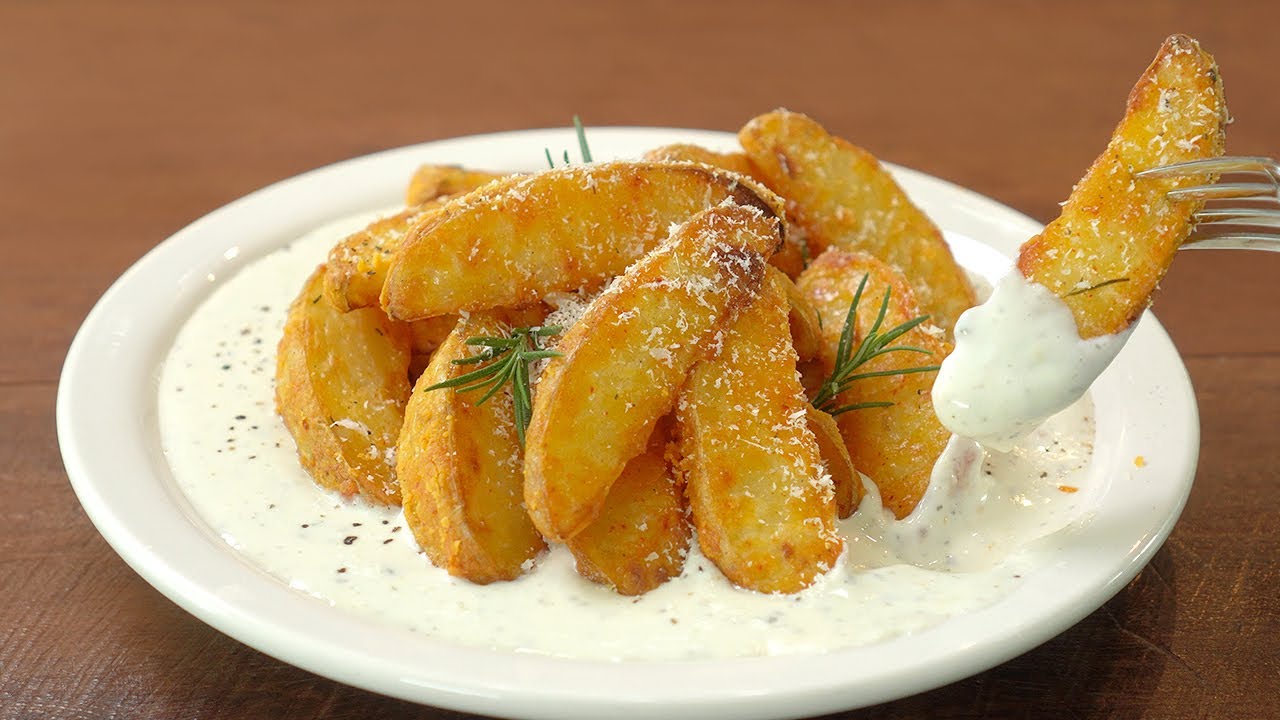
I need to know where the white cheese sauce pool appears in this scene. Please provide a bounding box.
[157,213,1102,661]
[933,272,1133,452]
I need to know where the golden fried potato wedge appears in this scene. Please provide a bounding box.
[406,314,458,382]
[643,143,764,181]
[740,109,975,333]
[524,202,781,542]
[408,314,459,355]
[566,422,689,595]
[797,249,951,518]
[774,267,823,362]
[397,312,546,584]
[275,266,411,504]
[806,405,860,519]
[677,271,841,594]
[323,204,443,312]
[405,164,507,207]
[643,145,807,278]
[1018,34,1227,338]
[381,161,785,321]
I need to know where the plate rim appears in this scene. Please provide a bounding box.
[56,126,1199,720]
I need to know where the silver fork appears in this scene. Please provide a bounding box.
[1135,156,1280,251]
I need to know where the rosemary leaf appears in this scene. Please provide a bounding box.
[573,115,593,163]
[810,274,940,416]
[425,324,563,445]
[1065,277,1130,297]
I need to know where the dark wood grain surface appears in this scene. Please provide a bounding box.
[3,2,1278,718]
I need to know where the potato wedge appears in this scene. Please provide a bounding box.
[1018,34,1227,338]
[643,143,764,181]
[324,204,443,312]
[806,404,860,519]
[381,160,785,321]
[408,314,459,355]
[406,314,458,382]
[677,271,840,594]
[566,421,689,595]
[739,109,975,333]
[405,164,507,207]
[326,165,511,312]
[275,266,411,504]
[642,144,807,278]
[774,267,823,362]
[397,312,546,583]
[524,202,781,542]
[797,249,951,518]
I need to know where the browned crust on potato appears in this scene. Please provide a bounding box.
[405,164,507,207]
[397,312,546,583]
[1017,34,1227,338]
[643,143,766,182]
[645,143,807,278]
[774,267,823,362]
[566,421,690,595]
[523,202,779,542]
[323,205,443,312]
[739,109,976,334]
[797,249,951,518]
[275,266,412,504]
[677,271,841,593]
[381,161,785,321]
[806,404,861,519]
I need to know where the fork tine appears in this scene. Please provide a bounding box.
[1194,207,1280,224]
[1167,181,1277,201]
[1150,156,1280,251]
[1182,234,1280,251]
[1136,155,1280,178]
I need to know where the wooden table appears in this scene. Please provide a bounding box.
[4,2,1277,718]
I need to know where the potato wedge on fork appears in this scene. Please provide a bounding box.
[1018,34,1228,338]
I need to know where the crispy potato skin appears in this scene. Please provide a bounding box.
[774,267,823,362]
[524,202,780,542]
[643,143,766,182]
[645,144,808,278]
[1018,34,1227,338]
[407,314,459,355]
[381,161,785,321]
[398,312,546,584]
[806,405,861,519]
[739,109,975,334]
[275,266,411,504]
[324,205,443,312]
[406,314,459,383]
[797,250,951,519]
[405,164,507,207]
[677,271,841,594]
[566,423,689,596]
[325,166,505,313]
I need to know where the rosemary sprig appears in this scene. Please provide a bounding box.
[544,115,593,168]
[425,325,563,445]
[810,275,940,416]
[1064,276,1130,297]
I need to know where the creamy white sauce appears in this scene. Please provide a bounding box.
[157,213,1102,661]
[933,272,1133,452]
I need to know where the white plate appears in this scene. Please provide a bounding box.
[57,128,1198,719]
